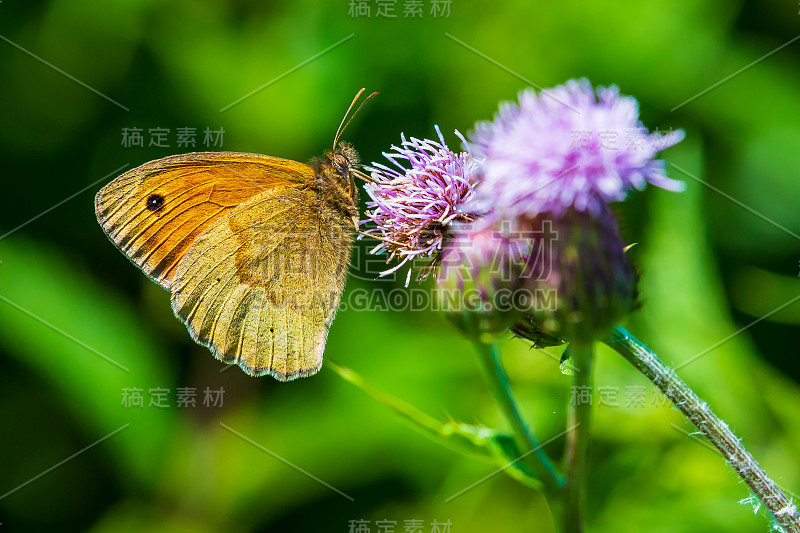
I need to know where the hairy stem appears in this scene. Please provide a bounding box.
[605,326,800,532]
[474,341,564,492]
[564,343,593,533]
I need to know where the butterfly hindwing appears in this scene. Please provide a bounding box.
[169,186,353,380]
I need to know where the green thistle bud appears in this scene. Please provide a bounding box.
[520,204,636,344]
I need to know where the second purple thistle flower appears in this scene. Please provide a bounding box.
[470,78,685,218]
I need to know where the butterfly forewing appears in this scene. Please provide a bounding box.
[169,186,353,380]
[94,152,314,289]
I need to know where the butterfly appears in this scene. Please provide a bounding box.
[95,89,377,381]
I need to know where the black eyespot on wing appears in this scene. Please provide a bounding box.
[146,194,165,212]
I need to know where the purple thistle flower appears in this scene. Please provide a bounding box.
[359,80,684,343]
[361,126,481,286]
[470,78,685,217]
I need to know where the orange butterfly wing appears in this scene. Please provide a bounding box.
[94,152,313,289]
[169,186,354,379]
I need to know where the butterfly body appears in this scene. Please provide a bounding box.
[96,143,360,381]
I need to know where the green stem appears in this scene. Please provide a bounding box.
[564,342,593,533]
[605,326,800,533]
[474,340,564,492]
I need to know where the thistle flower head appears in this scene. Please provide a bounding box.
[361,126,481,285]
[361,80,683,344]
[470,78,685,218]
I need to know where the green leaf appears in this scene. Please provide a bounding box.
[327,361,542,489]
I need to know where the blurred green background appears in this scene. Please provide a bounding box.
[1,0,799,531]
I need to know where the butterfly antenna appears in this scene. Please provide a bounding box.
[333,89,365,150]
[333,89,379,150]
[353,168,377,184]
